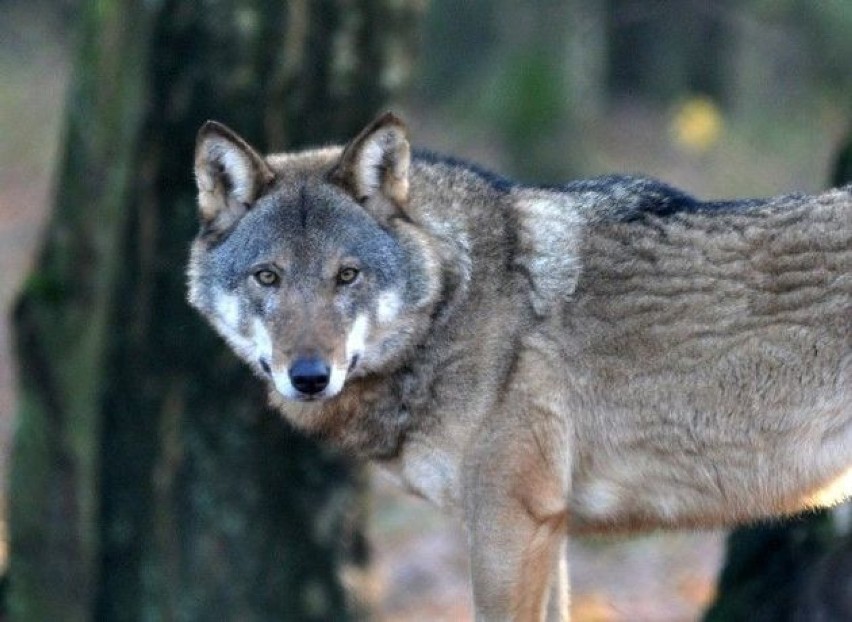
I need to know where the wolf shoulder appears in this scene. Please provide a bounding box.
[407,154,851,320]
[505,175,700,315]
[508,175,852,317]
[406,156,703,316]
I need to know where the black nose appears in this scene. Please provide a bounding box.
[288,358,331,395]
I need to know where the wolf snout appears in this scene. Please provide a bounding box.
[289,357,331,396]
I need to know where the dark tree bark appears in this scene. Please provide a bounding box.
[833,131,852,187]
[9,1,423,620]
[703,133,852,622]
[703,510,847,621]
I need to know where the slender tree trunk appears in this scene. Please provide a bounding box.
[9,1,423,620]
[833,131,852,187]
[704,133,852,622]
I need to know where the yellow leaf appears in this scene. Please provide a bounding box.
[671,96,723,153]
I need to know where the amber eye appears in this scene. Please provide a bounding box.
[254,269,279,287]
[337,267,360,285]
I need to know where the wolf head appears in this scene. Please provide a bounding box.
[188,113,441,403]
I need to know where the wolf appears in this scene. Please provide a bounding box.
[187,111,852,621]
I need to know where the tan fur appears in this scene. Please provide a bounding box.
[189,113,852,621]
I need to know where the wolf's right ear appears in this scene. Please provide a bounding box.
[194,121,274,235]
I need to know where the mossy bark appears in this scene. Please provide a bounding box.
[9,1,423,620]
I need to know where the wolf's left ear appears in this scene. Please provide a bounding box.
[330,112,410,211]
[194,120,274,235]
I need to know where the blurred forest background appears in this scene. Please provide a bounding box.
[0,0,850,620]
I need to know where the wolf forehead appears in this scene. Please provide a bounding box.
[202,178,407,283]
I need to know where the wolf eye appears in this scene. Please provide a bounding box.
[337,267,360,285]
[254,269,279,287]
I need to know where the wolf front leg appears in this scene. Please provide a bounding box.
[546,541,569,622]
[465,447,570,621]
[464,365,572,620]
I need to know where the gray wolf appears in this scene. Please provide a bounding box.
[188,112,852,621]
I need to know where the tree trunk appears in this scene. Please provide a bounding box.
[833,131,852,187]
[9,1,423,620]
[703,133,852,622]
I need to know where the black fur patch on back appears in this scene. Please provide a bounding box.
[560,175,697,217]
[558,175,771,222]
[413,150,774,221]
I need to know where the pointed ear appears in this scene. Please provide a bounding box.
[194,120,274,235]
[330,112,411,208]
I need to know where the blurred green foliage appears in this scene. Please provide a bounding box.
[414,0,850,190]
